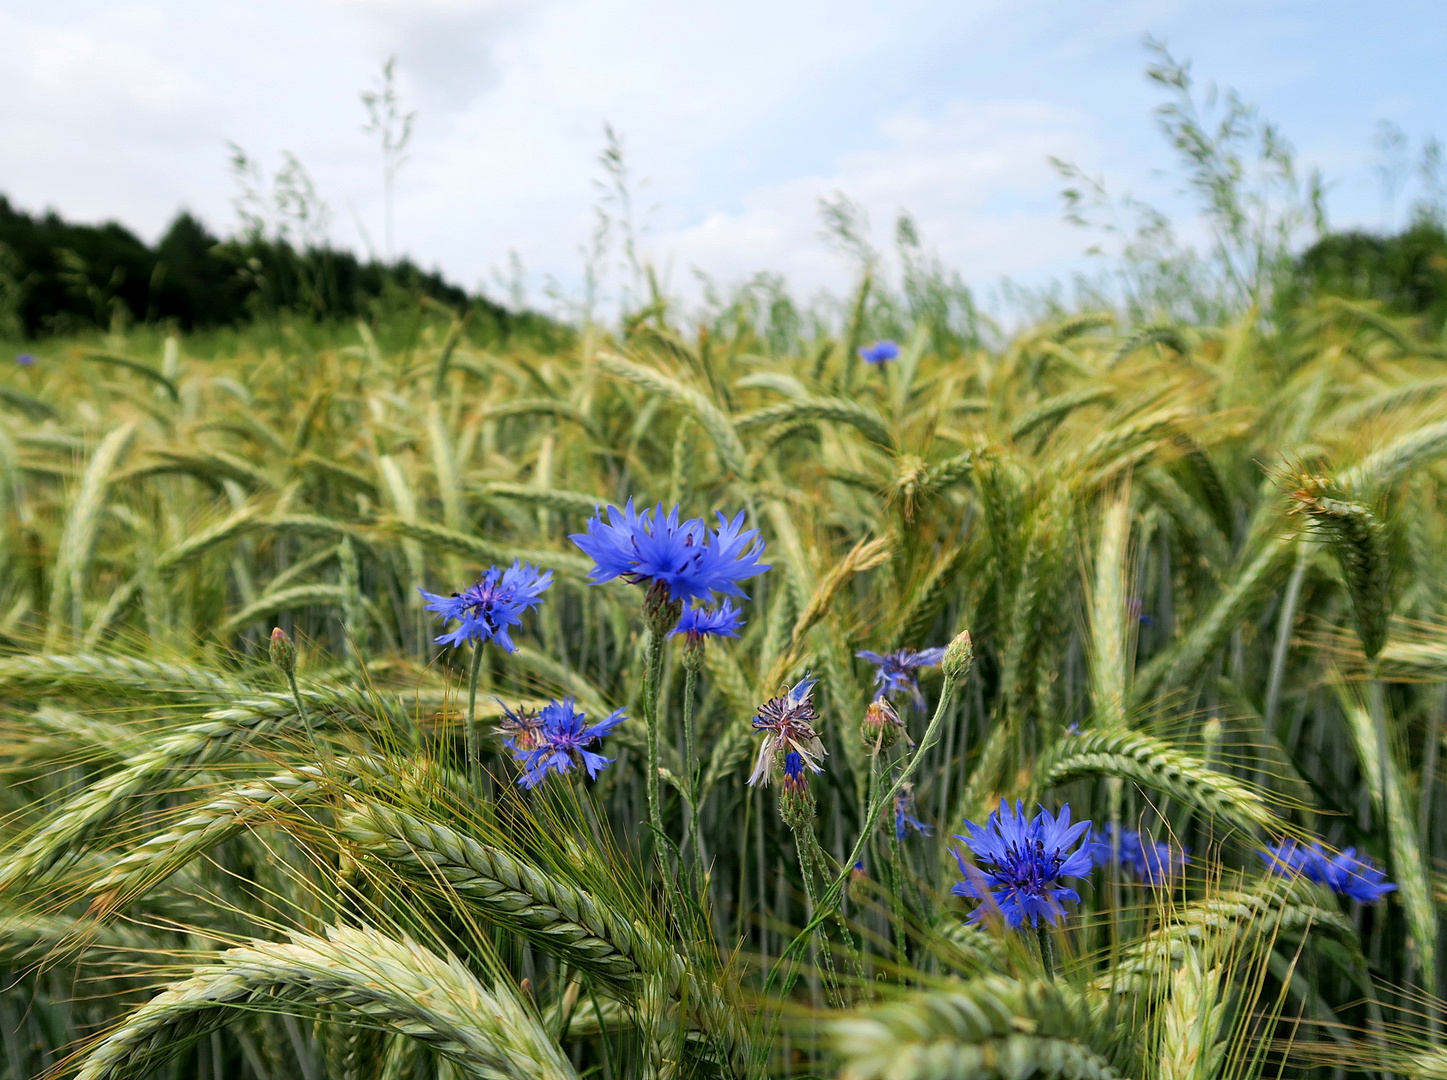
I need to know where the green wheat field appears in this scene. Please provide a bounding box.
[6,63,1447,1078]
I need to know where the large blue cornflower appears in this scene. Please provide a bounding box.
[571,500,769,603]
[894,785,933,841]
[1259,840,1395,905]
[857,647,946,710]
[670,600,745,641]
[951,800,1093,929]
[512,697,627,789]
[421,561,552,651]
[1088,825,1188,886]
[858,340,900,365]
[749,676,826,786]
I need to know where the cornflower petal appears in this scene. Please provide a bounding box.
[950,800,1092,929]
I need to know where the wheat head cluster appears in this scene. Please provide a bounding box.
[2,300,1447,1080]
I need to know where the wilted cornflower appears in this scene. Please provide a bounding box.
[1088,825,1188,885]
[951,800,1093,929]
[493,701,544,753]
[860,695,910,752]
[748,676,826,786]
[858,340,900,365]
[512,697,627,789]
[421,561,552,651]
[894,785,932,841]
[857,647,946,709]
[1259,839,1395,904]
[570,500,768,604]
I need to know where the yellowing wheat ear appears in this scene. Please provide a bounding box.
[72,926,579,1080]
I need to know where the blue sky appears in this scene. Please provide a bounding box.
[0,0,1442,313]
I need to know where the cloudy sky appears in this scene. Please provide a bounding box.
[1,1,1443,312]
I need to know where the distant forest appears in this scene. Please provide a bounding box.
[0,196,545,340]
[3,194,1447,340]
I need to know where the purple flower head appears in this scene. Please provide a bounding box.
[670,600,745,641]
[857,647,946,710]
[1259,840,1395,905]
[493,701,544,753]
[421,561,552,651]
[1087,825,1188,886]
[894,785,933,841]
[951,800,1093,929]
[748,676,825,786]
[570,501,769,603]
[858,340,900,365]
[513,697,627,788]
[15,354,35,367]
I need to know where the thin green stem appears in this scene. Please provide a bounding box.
[683,662,700,858]
[465,642,484,778]
[1036,921,1056,981]
[793,825,844,1009]
[285,670,314,745]
[641,626,667,842]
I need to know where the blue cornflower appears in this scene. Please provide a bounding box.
[894,785,933,841]
[858,340,900,365]
[1088,825,1188,886]
[671,600,745,641]
[512,697,627,788]
[951,800,1093,929]
[420,561,552,651]
[15,353,35,367]
[856,647,946,709]
[749,676,825,786]
[570,500,769,603]
[1259,840,1395,904]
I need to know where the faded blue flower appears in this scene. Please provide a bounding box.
[1088,825,1188,885]
[1259,839,1395,905]
[749,676,825,786]
[493,701,544,753]
[15,353,35,367]
[570,500,769,603]
[857,647,946,709]
[858,340,900,365]
[894,786,933,841]
[513,697,627,788]
[670,599,745,641]
[421,561,552,651]
[951,800,1093,929]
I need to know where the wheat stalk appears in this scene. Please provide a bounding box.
[72,924,580,1080]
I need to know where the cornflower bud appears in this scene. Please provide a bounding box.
[942,629,973,681]
[778,751,815,829]
[860,696,908,752]
[269,627,296,675]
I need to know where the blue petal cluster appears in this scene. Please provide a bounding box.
[511,697,627,789]
[671,600,745,640]
[571,501,769,603]
[16,353,36,367]
[894,787,933,841]
[1259,840,1396,904]
[951,800,1093,929]
[857,647,946,709]
[858,340,900,365]
[421,561,552,651]
[1088,825,1188,885]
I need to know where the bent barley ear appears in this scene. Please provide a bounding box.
[1285,469,1393,659]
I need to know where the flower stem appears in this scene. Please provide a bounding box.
[285,670,314,745]
[465,642,484,779]
[682,662,700,858]
[641,624,667,841]
[1036,921,1056,980]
